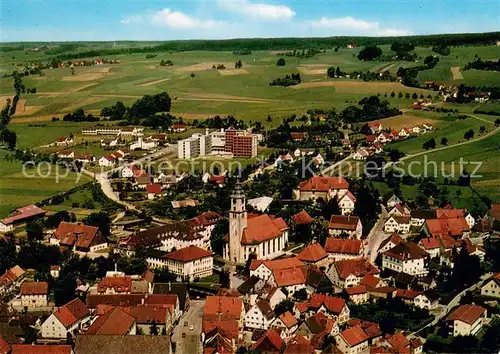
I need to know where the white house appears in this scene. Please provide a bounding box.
[146,245,213,281]
[346,286,369,305]
[336,326,369,354]
[445,305,487,337]
[327,258,379,289]
[20,282,48,308]
[328,215,363,239]
[98,154,117,167]
[388,204,411,217]
[57,150,75,159]
[387,195,402,209]
[384,216,411,234]
[244,299,275,330]
[41,298,90,339]
[338,191,356,215]
[270,312,298,340]
[325,238,363,262]
[481,273,500,299]
[398,128,410,138]
[353,149,370,161]
[55,137,74,146]
[382,242,429,276]
[414,290,440,310]
[130,137,157,151]
[377,233,405,254]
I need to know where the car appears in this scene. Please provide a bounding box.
[184,321,188,327]
[189,325,194,331]
[182,333,186,338]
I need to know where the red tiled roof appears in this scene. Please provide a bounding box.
[439,234,460,249]
[425,217,469,237]
[11,345,72,354]
[341,191,357,203]
[86,307,136,335]
[325,238,362,255]
[340,326,369,347]
[308,294,346,314]
[387,332,410,350]
[0,205,45,226]
[366,135,377,142]
[202,314,239,339]
[290,132,305,140]
[86,294,144,308]
[20,282,48,295]
[122,305,172,324]
[346,285,367,295]
[328,215,360,231]
[378,233,405,251]
[166,245,212,262]
[172,123,187,129]
[384,242,428,261]
[146,183,162,194]
[250,257,304,272]
[436,208,465,219]
[395,289,422,300]
[445,304,486,325]
[420,237,440,250]
[333,258,379,280]
[54,298,89,328]
[54,222,101,249]
[0,265,25,287]
[279,311,298,328]
[97,276,132,293]
[241,214,288,245]
[204,296,243,320]
[297,243,327,262]
[295,301,309,313]
[251,328,284,352]
[360,274,384,290]
[299,176,349,192]
[274,267,307,287]
[291,210,313,225]
[0,336,10,354]
[283,334,314,354]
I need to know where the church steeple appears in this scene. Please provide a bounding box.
[228,179,247,263]
[230,179,246,212]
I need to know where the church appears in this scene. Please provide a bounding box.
[224,181,289,264]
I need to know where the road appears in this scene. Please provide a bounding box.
[363,206,390,264]
[321,154,354,176]
[171,300,204,354]
[411,273,493,336]
[82,145,177,212]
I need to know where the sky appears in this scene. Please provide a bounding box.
[1,0,499,42]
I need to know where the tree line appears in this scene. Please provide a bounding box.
[269,73,301,87]
[463,58,500,71]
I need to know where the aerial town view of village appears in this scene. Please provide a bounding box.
[0,1,500,353]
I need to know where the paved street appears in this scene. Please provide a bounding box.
[364,206,389,264]
[172,300,204,354]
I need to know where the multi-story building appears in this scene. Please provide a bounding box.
[20,282,48,308]
[445,304,487,337]
[146,245,213,281]
[382,242,429,276]
[224,128,258,157]
[41,298,91,339]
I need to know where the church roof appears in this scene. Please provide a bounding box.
[230,180,245,199]
[241,214,288,245]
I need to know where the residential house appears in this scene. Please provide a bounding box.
[50,265,60,279]
[295,176,349,202]
[204,296,245,328]
[377,233,405,254]
[423,217,470,238]
[445,304,487,337]
[384,216,411,234]
[41,298,90,339]
[170,123,187,132]
[366,135,378,145]
[98,154,117,167]
[377,132,392,144]
[346,286,369,304]
[147,245,213,281]
[297,243,328,267]
[353,149,370,161]
[338,191,356,215]
[368,122,383,134]
[414,289,440,310]
[51,222,107,253]
[247,196,274,212]
[244,299,275,330]
[398,127,411,138]
[20,282,48,308]
[146,183,162,200]
[419,237,441,258]
[480,273,500,299]
[291,210,314,226]
[11,345,72,354]
[250,328,284,353]
[382,242,429,276]
[328,215,362,239]
[327,258,379,289]
[387,195,402,209]
[97,276,132,294]
[359,274,387,291]
[297,312,338,348]
[270,312,298,340]
[55,137,74,146]
[335,326,369,354]
[0,265,25,295]
[56,150,74,159]
[325,238,363,262]
[308,293,350,324]
[290,132,305,142]
[86,307,137,335]
[410,209,437,227]
[76,154,95,164]
[388,204,411,217]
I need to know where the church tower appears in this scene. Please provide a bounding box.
[228,180,247,263]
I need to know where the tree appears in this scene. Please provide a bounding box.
[83,212,111,236]
[440,137,448,146]
[211,218,228,256]
[357,46,382,61]
[479,126,486,133]
[190,73,195,79]
[423,138,436,150]
[463,129,475,140]
[327,67,335,78]
[276,58,286,66]
[0,237,17,273]
[293,288,308,301]
[243,253,257,277]
[150,321,159,335]
[335,66,341,77]
[235,60,243,69]
[495,118,500,126]
[274,299,294,316]
[398,92,403,98]
[412,93,418,99]
[26,219,45,242]
[219,269,230,288]
[390,91,395,98]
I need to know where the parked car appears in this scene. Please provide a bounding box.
[189,325,194,331]
[182,333,186,338]
[184,321,188,327]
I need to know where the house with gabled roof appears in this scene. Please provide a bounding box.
[204,296,245,328]
[359,274,387,291]
[335,325,369,354]
[378,233,405,254]
[338,191,356,215]
[250,328,284,353]
[387,195,402,209]
[423,217,470,238]
[297,311,339,345]
[418,236,441,258]
[244,299,275,330]
[41,298,90,339]
[86,306,137,335]
[353,148,370,161]
[0,265,25,295]
[384,215,411,234]
[0,205,46,233]
[291,210,313,226]
[346,286,369,304]
[51,222,107,253]
[325,238,363,262]
[282,334,314,354]
[55,136,74,146]
[480,273,500,299]
[327,258,379,289]
[328,215,362,239]
[445,304,487,337]
[295,176,349,202]
[20,281,48,308]
[297,243,328,266]
[382,242,429,276]
[388,203,411,217]
[307,293,350,324]
[270,311,298,340]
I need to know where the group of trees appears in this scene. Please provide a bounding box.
[100,101,126,120]
[0,72,25,150]
[357,46,383,61]
[390,42,417,61]
[63,108,99,122]
[276,58,286,66]
[463,58,500,71]
[326,66,343,78]
[397,55,440,87]
[234,60,243,69]
[277,48,320,58]
[269,73,301,87]
[342,96,401,124]
[431,43,451,56]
